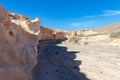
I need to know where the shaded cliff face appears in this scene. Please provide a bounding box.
[0,6,39,80]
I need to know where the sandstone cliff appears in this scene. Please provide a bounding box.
[38,26,65,41]
[0,5,65,80]
[39,26,54,40]
[0,6,40,80]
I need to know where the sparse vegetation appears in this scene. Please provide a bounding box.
[85,34,100,37]
[84,42,89,45]
[76,34,85,37]
[69,37,82,43]
[85,37,88,40]
[110,32,120,38]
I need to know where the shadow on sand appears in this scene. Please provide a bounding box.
[31,41,89,80]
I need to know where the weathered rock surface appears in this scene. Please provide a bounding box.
[39,26,54,40]
[10,13,40,35]
[0,5,65,80]
[0,6,39,80]
[53,30,65,40]
[65,30,97,38]
[39,26,65,41]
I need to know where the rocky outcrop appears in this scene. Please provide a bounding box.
[39,26,54,40]
[10,13,40,35]
[65,30,97,38]
[53,30,65,40]
[0,5,65,80]
[39,26,65,41]
[0,6,39,80]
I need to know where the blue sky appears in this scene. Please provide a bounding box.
[0,0,120,30]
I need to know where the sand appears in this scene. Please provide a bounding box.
[31,41,120,80]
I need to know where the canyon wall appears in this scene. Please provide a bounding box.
[0,6,65,80]
[39,26,65,41]
[0,6,39,80]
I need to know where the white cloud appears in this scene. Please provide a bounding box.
[70,22,81,27]
[70,21,95,28]
[100,10,120,16]
[85,10,120,17]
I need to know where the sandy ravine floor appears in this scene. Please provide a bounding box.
[31,41,120,80]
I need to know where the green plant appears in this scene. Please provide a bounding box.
[84,42,89,45]
[110,32,120,38]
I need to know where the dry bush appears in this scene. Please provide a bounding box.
[84,42,89,45]
[69,37,82,43]
[85,34,100,37]
[110,32,120,38]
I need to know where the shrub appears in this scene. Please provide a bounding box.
[76,34,84,37]
[86,34,100,37]
[69,37,82,43]
[110,32,120,38]
[85,37,88,40]
[84,42,89,45]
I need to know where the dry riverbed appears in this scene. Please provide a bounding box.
[32,41,120,80]
[60,42,120,80]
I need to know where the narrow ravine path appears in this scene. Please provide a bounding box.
[31,41,89,80]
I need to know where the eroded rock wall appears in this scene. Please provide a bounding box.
[39,26,54,40]
[0,6,39,80]
[39,26,65,41]
[0,5,66,80]
[53,31,65,40]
